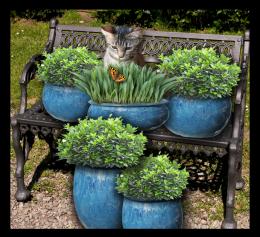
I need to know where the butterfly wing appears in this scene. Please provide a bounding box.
[108,66,118,81]
[115,74,126,83]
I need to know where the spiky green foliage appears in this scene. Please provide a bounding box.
[158,47,241,99]
[57,117,147,168]
[37,46,101,87]
[116,154,189,201]
[73,62,174,103]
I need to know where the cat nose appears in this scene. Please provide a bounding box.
[118,52,125,58]
[118,49,125,58]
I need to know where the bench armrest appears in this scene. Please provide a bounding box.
[19,54,45,85]
[19,54,45,114]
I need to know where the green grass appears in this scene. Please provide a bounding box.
[57,10,82,25]
[32,179,56,193]
[11,20,48,112]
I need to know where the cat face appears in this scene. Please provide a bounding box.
[101,25,143,62]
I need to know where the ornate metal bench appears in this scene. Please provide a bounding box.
[11,18,250,229]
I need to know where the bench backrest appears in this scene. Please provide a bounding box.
[46,19,244,66]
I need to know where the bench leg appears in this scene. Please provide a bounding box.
[221,145,237,229]
[11,118,31,202]
[24,131,35,162]
[236,139,245,190]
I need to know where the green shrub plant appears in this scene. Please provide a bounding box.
[57,117,147,168]
[116,154,189,201]
[37,46,101,87]
[158,47,241,99]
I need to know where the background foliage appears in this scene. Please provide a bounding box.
[94,9,250,33]
[11,9,65,22]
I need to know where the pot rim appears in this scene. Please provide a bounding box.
[123,196,181,202]
[88,99,169,107]
[169,94,232,101]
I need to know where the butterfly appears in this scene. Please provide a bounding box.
[108,66,126,83]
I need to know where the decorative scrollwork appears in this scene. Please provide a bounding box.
[142,37,234,58]
[41,127,52,137]
[147,139,228,157]
[51,128,63,140]
[59,31,106,52]
[20,124,29,135]
[30,125,40,135]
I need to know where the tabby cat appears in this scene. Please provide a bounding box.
[101,25,145,67]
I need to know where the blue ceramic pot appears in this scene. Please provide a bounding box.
[122,198,183,229]
[42,83,90,122]
[165,95,232,138]
[73,166,123,229]
[87,99,169,131]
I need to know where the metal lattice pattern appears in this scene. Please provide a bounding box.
[174,153,226,191]
[142,37,235,58]
[58,31,106,53]
[58,30,235,58]
[147,139,228,157]
[20,124,63,140]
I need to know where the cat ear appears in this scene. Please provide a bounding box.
[101,26,116,44]
[126,27,143,39]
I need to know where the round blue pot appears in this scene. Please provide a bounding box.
[165,95,232,138]
[73,166,123,229]
[42,83,90,122]
[122,198,183,229]
[87,99,169,131]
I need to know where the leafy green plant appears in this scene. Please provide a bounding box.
[73,62,174,103]
[57,117,147,168]
[158,47,241,99]
[36,46,101,87]
[116,154,189,201]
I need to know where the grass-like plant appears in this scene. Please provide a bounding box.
[158,47,241,99]
[37,46,101,87]
[72,62,175,103]
[116,154,189,201]
[57,117,147,168]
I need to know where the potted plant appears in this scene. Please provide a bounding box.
[72,62,175,131]
[116,154,189,229]
[158,47,241,138]
[36,46,101,122]
[57,117,147,229]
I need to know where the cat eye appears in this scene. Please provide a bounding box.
[111,45,117,50]
[126,46,132,50]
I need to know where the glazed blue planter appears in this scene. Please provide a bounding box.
[42,83,90,122]
[122,198,183,229]
[73,166,123,229]
[165,95,232,138]
[87,99,169,131]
